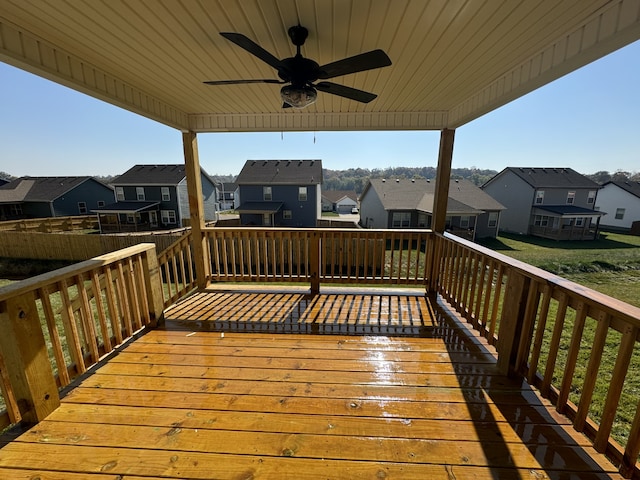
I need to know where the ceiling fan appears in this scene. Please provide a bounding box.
[204,25,392,109]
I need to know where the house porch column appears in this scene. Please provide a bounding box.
[182,131,210,289]
[432,129,455,233]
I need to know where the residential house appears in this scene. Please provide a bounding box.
[482,167,603,240]
[215,182,239,211]
[0,176,113,221]
[94,164,217,232]
[595,180,640,232]
[359,178,505,239]
[236,160,322,227]
[321,190,358,213]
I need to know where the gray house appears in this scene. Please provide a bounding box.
[0,176,113,221]
[482,167,604,240]
[359,178,504,239]
[321,190,359,213]
[215,182,239,211]
[236,160,322,227]
[94,164,217,232]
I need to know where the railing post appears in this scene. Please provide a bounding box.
[310,230,320,295]
[496,270,533,376]
[141,245,165,327]
[0,291,60,424]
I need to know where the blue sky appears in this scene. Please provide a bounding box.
[0,40,638,179]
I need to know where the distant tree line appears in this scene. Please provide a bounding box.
[585,170,640,184]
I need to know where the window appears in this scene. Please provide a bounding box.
[460,216,470,228]
[78,202,87,214]
[136,187,145,201]
[115,186,125,201]
[533,215,549,227]
[575,217,584,227]
[298,186,308,201]
[127,213,136,223]
[535,191,544,204]
[97,200,105,207]
[417,213,428,228]
[10,204,22,216]
[488,212,498,228]
[263,213,271,226]
[566,191,575,204]
[392,212,411,228]
[587,190,596,204]
[283,210,292,219]
[161,210,176,224]
[263,186,272,201]
[161,187,170,201]
[615,208,626,220]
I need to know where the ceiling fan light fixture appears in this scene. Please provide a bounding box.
[280,85,317,108]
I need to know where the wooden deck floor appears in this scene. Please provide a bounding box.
[0,290,624,479]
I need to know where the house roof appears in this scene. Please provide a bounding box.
[603,180,640,199]
[236,202,284,214]
[533,205,604,217]
[363,178,504,214]
[486,167,600,189]
[0,177,109,203]
[113,165,189,185]
[236,160,323,186]
[322,190,358,203]
[1,2,636,132]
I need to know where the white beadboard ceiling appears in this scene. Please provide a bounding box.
[1,0,639,133]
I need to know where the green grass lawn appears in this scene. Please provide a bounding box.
[478,231,640,307]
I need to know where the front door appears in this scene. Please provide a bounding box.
[149,211,158,227]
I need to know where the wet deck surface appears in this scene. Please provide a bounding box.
[0,290,623,479]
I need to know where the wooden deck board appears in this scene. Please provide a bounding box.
[0,291,624,479]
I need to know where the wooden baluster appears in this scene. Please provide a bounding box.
[310,230,320,295]
[103,266,123,346]
[527,284,552,384]
[89,271,112,354]
[574,310,610,431]
[541,292,568,397]
[75,273,100,364]
[556,301,588,414]
[37,286,71,387]
[514,280,542,375]
[488,264,504,344]
[595,325,638,452]
[0,291,60,423]
[620,392,640,477]
[58,279,86,375]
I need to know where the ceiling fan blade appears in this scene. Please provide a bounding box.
[315,82,377,103]
[318,49,391,79]
[220,32,282,70]
[203,79,284,85]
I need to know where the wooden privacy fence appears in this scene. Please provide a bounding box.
[202,227,433,289]
[0,231,185,261]
[433,232,640,478]
[0,243,164,428]
[0,215,98,233]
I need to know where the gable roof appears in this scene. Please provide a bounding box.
[236,160,322,186]
[362,178,504,214]
[0,177,108,203]
[113,164,187,185]
[604,180,640,199]
[322,190,358,203]
[486,167,600,189]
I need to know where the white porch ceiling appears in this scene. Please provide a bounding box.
[1,0,639,133]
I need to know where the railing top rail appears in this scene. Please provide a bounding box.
[0,243,157,302]
[203,226,434,235]
[441,231,640,326]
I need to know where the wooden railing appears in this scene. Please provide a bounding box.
[433,232,640,477]
[157,231,197,307]
[0,243,164,428]
[0,215,98,232]
[203,227,433,289]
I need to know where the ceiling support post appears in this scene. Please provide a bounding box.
[182,131,210,289]
[432,129,455,234]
